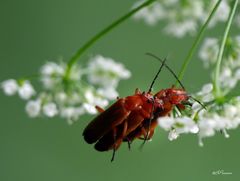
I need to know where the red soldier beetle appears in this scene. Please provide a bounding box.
[83,53,204,161]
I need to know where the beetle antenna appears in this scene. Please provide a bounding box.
[146,53,185,90]
[148,58,167,93]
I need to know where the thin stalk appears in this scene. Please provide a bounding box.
[214,0,239,98]
[175,0,222,87]
[64,0,156,80]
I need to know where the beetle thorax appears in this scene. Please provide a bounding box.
[154,88,188,105]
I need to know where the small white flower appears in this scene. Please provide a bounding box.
[40,77,55,89]
[43,102,58,117]
[207,0,230,28]
[202,93,214,102]
[85,89,108,107]
[224,104,238,119]
[219,66,237,90]
[222,129,230,138]
[220,67,232,79]
[68,64,82,81]
[18,81,35,100]
[55,92,67,104]
[175,117,199,134]
[192,102,201,112]
[93,96,108,109]
[60,107,76,120]
[159,116,199,141]
[1,79,18,96]
[133,2,166,26]
[25,100,41,118]
[211,114,227,130]
[168,129,179,141]
[158,116,175,130]
[60,106,85,124]
[83,89,108,114]
[165,20,197,38]
[83,103,97,114]
[199,38,219,68]
[198,118,216,138]
[196,83,214,102]
[66,93,82,105]
[87,55,131,88]
[164,1,203,37]
[41,62,65,76]
[97,87,118,100]
[201,83,213,95]
[85,89,96,104]
[40,62,65,89]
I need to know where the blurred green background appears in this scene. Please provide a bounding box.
[0,1,239,181]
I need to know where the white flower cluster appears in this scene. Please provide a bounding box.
[158,83,240,146]
[190,34,240,145]
[1,55,131,124]
[1,80,35,99]
[197,98,240,146]
[87,55,131,88]
[194,84,240,146]
[133,0,166,26]
[199,36,240,94]
[158,116,199,141]
[133,0,231,38]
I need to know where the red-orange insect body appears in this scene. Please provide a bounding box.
[83,87,188,152]
[83,54,191,161]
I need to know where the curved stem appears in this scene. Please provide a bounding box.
[64,0,156,80]
[214,0,238,98]
[175,0,222,87]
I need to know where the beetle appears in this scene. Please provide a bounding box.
[83,53,193,161]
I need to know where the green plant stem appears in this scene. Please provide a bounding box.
[175,0,222,87]
[64,0,156,81]
[214,0,239,98]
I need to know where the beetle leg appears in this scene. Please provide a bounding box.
[139,119,158,150]
[142,98,155,145]
[176,104,185,110]
[139,129,154,140]
[144,120,157,139]
[124,137,132,150]
[111,120,128,150]
[110,120,128,161]
[128,140,131,150]
[95,106,105,113]
[111,149,116,162]
[94,120,128,155]
[111,127,117,162]
[139,127,148,140]
[139,125,150,150]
